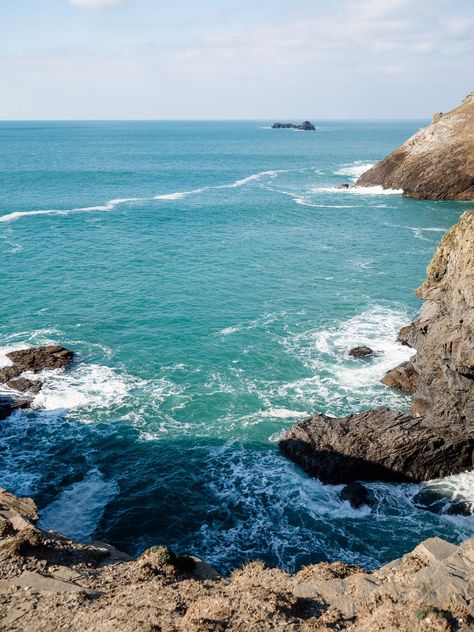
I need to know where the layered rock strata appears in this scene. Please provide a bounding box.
[280,210,474,483]
[0,487,473,631]
[356,93,474,200]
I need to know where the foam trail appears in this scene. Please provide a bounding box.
[335,162,374,181]
[0,170,290,223]
[217,169,288,189]
[38,470,119,541]
[312,185,403,196]
[154,187,208,200]
[0,197,144,223]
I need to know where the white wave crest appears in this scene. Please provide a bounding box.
[335,161,374,181]
[312,185,403,196]
[31,364,132,412]
[0,169,291,223]
[38,469,119,541]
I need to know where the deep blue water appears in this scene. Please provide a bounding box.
[0,120,472,572]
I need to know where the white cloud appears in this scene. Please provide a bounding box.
[69,0,129,9]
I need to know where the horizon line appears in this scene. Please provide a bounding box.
[0,117,430,123]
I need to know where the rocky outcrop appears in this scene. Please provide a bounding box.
[0,487,473,631]
[381,359,418,392]
[280,210,474,483]
[356,93,474,200]
[280,408,472,484]
[272,121,316,131]
[0,345,74,413]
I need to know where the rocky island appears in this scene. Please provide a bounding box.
[355,93,474,199]
[280,210,474,487]
[271,121,316,130]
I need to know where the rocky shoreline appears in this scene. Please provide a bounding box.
[280,210,474,491]
[0,486,473,631]
[355,93,474,200]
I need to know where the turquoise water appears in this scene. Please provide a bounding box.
[0,120,473,572]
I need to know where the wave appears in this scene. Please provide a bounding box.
[335,161,374,181]
[154,187,208,200]
[279,305,415,415]
[0,170,291,223]
[38,469,119,541]
[312,185,403,196]
[31,363,133,413]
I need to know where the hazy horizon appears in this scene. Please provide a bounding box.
[1,0,473,120]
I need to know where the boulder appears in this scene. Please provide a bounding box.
[340,482,376,509]
[356,93,474,200]
[5,377,42,394]
[381,360,418,392]
[349,346,374,358]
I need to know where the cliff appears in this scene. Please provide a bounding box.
[0,487,473,631]
[356,94,474,200]
[280,210,474,483]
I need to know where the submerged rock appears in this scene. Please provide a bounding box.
[412,488,473,516]
[280,210,474,483]
[356,93,474,200]
[0,396,30,421]
[348,345,373,358]
[340,482,376,509]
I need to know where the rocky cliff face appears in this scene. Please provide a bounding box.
[356,93,474,200]
[0,487,473,631]
[280,210,474,483]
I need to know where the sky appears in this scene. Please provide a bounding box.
[0,0,473,119]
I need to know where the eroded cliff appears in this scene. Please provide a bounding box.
[280,210,474,483]
[356,94,474,200]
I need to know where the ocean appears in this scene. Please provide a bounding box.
[0,120,473,573]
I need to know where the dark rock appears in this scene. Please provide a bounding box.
[5,377,42,394]
[272,121,316,131]
[338,183,350,189]
[340,482,376,509]
[5,345,73,373]
[381,360,419,392]
[349,346,374,358]
[412,488,473,516]
[0,365,22,383]
[299,120,316,131]
[279,408,473,484]
[0,396,30,421]
[446,501,472,516]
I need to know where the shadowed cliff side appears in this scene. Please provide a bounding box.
[356,93,474,200]
[280,210,474,483]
